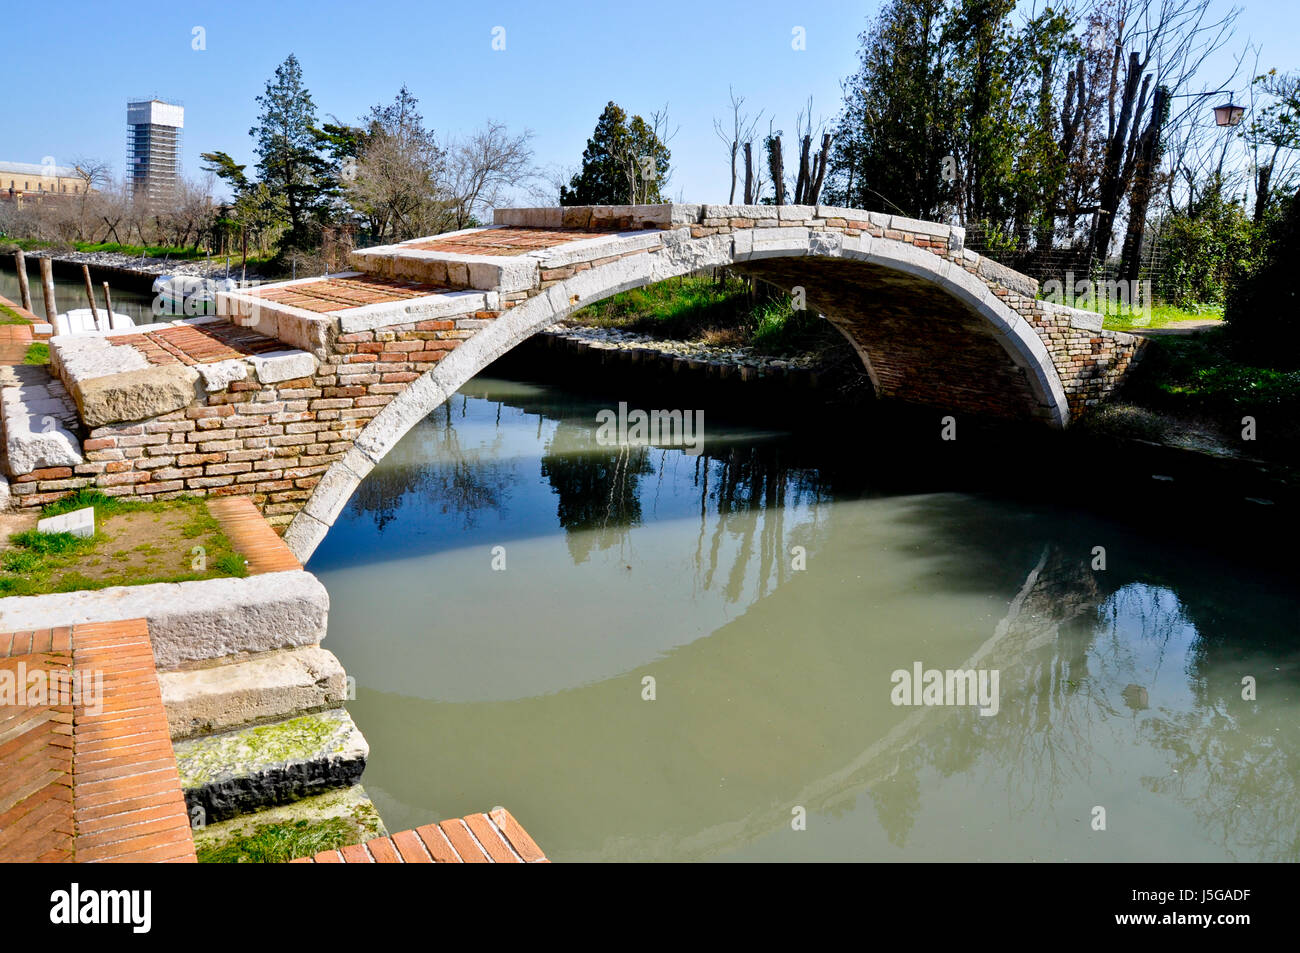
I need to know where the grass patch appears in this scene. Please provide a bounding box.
[23,342,48,365]
[1097,328,1300,460]
[1042,293,1223,331]
[568,275,841,356]
[0,303,31,326]
[1127,330,1300,410]
[196,818,355,864]
[0,491,249,596]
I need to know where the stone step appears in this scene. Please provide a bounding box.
[174,707,369,824]
[191,783,386,863]
[1,368,83,477]
[159,645,348,740]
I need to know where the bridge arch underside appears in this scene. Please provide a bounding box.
[284,245,1068,562]
[726,256,1051,424]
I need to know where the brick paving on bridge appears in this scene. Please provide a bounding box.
[251,275,451,313]
[0,620,196,863]
[407,226,613,256]
[107,321,283,366]
[291,807,547,863]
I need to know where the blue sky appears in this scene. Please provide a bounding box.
[7,0,1297,204]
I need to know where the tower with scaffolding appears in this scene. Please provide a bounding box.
[127,99,184,204]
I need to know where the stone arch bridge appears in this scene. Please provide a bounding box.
[15,204,1142,562]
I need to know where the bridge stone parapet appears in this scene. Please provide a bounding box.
[6,204,1144,561]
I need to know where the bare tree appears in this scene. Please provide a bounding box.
[1084,0,1241,274]
[442,121,537,229]
[713,87,763,203]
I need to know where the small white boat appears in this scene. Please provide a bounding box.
[53,309,134,336]
[152,275,238,317]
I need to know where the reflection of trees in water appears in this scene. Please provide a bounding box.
[346,397,515,532]
[855,561,1299,861]
[691,444,830,605]
[538,421,834,599]
[540,422,654,564]
[1135,579,1300,862]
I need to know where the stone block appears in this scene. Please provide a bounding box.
[37,506,94,538]
[74,364,200,427]
[174,708,368,822]
[0,569,330,669]
[250,350,318,384]
[159,646,348,739]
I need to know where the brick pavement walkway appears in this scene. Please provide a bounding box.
[0,620,196,862]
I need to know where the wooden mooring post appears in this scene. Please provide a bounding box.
[81,264,102,330]
[13,250,32,312]
[39,257,57,324]
[101,282,115,324]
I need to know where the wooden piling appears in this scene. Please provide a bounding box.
[13,251,32,312]
[39,257,57,324]
[101,282,115,325]
[82,264,101,330]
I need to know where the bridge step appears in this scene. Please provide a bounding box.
[47,317,318,429]
[173,707,368,825]
[190,783,385,863]
[158,645,348,740]
[1,367,83,477]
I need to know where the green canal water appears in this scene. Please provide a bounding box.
[0,260,158,325]
[310,375,1299,862]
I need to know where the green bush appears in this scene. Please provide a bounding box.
[1226,188,1300,366]
[1156,187,1262,307]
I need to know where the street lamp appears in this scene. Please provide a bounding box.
[1213,98,1247,127]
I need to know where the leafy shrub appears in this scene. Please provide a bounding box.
[1225,188,1300,366]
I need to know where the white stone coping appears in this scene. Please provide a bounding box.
[1038,299,1105,332]
[1,381,83,474]
[0,570,330,671]
[528,229,665,269]
[248,349,318,384]
[336,289,490,334]
[51,331,150,385]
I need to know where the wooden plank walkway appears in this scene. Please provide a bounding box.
[0,620,196,862]
[206,497,302,574]
[291,807,547,863]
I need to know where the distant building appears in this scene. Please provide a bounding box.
[127,99,184,203]
[0,160,90,206]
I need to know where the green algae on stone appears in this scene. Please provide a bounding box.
[174,710,354,788]
[192,785,387,863]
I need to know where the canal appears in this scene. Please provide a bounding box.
[0,258,159,325]
[308,372,1300,862]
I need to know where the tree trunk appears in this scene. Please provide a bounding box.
[1119,85,1169,283]
[794,135,811,204]
[743,142,754,204]
[1088,51,1147,269]
[768,137,785,206]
